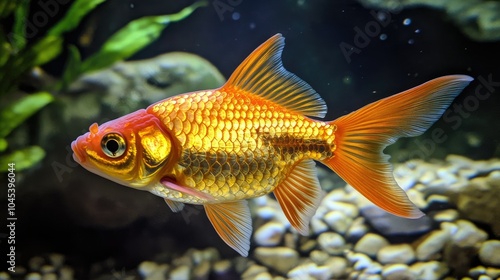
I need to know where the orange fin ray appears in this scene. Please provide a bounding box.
[223,33,327,118]
[164,199,184,212]
[273,159,324,235]
[204,201,252,257]
[323,75,473,218]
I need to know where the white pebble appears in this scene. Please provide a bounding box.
[287,262,317,280]
[241,265,268,279]
[407,189,427,209]
[138,261,158,278]
[452,220,488,247]
[377,244,415,264]
[346,217,369,240]
[254,247,299,275]
[394,175,416,190]
[354,233,389,257]
[416,229,450,261]
[310,217,329,235]
[323,211,352,234]
[346,252,373,270]
[42,273,57,280]
[324,201,359,218]
[419,170,436,184]
[322,189,349,204]
[324,257,348,278]
[381,264,415,280]
[253,196,269,206]
[25,273,42,280]
[256,206,276,220]
[437,167,458,184]
[253,271,272,280]
[254,221,286,246]
[317,232,346,255]
[433,209,459,222]
[410,261,449,280]
[486,267,500,278]
[310,250,329,265]
[169,265,190,280]
[446,154,473,168]
[479,240,500,266]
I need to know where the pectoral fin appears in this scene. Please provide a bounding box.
[164,199,184,212]
[204,201,252,257]
[273,159,324,235]
[160,177,214,201]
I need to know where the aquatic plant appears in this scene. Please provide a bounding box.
[0,0,206,172]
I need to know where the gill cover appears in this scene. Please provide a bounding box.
[74,109,175,189]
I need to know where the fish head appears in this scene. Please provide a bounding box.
[71,109,175,190]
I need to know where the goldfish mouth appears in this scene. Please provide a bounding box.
[71,140,86,164]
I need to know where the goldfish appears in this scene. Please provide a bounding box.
[71,33,473,256]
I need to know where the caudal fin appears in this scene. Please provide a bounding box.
[322,75,473,218]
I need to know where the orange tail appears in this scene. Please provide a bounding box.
[322,75,473,218]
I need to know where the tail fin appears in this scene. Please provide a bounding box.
[322,75,473,218]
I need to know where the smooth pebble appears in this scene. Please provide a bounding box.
[381,264,415,280]
[452,220,488,247]
[317,232,346,255]
[415,229,450,261]
[377,244,415,264]
[354,233,389,257]
[479,240,500,266]
[323,211,352,234]
[254,247,299,275]
[254,221,286,246]
[410,261,449,280]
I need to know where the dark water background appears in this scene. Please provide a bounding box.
[2,0,500,278]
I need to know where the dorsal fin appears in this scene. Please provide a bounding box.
[224,33,327,118]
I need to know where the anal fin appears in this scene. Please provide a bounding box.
[273,159,324,235]
[164,199,185,212]
[204,201,252,257]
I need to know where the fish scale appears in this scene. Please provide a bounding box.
[148,89,336,202]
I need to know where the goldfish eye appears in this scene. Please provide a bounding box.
[101,133,126,158]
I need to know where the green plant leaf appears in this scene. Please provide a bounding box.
[0,91,53,138]
[30,35,63,66]
[12,0,29,51]
[0,146,45,172]
[0,29,12,67]
[48,0,106,37]
[60,45,82,89]
[0,0,18,19]
[0,138,7,152]
[81,1,207,74]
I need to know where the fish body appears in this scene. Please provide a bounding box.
[147,88,335,204]
[71,34,473,256]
